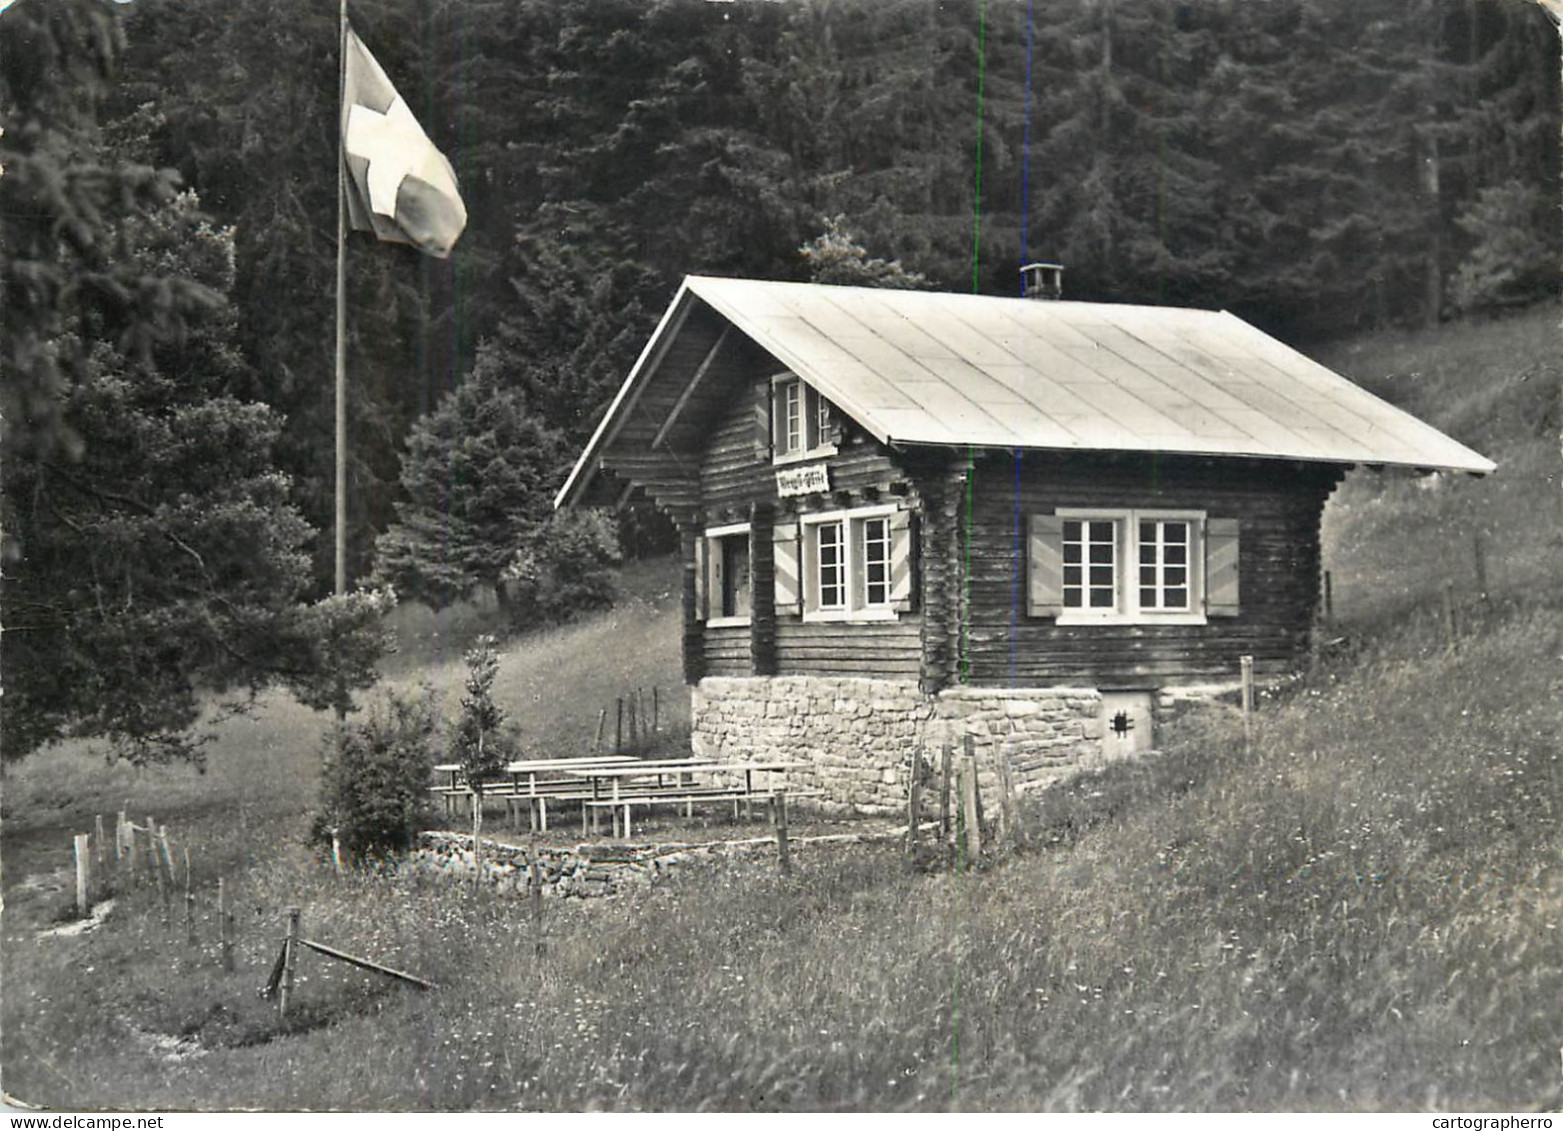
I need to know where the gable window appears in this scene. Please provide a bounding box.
[696,522,752,627]
[772,375,836,463]
[1031,509,1239,625]
[791,505,912,622]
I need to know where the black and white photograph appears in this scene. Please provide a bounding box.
[3,0,1561,1115]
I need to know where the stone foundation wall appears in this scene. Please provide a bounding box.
[691,676,1198,812]
[691,677,933,813]
[930,685,1103,798]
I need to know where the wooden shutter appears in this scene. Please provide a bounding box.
[889,509,916,612]
[754,379,772,460]
[694,536,709,621]
[1205,518,1241,617]
[1027,514,1065,617]
[773,521,802,616]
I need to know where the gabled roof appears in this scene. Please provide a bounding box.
[557,276,1495,507]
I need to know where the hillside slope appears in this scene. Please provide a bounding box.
[1312,303,1562,628]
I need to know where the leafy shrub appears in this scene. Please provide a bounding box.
[502,508,622,630]
[317,685,442,860]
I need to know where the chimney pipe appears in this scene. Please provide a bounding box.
[1021,262,1064,300]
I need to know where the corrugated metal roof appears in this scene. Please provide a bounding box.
[557,276,1494,508]
[684,276,1494,472]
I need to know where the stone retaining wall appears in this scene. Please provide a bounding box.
[402,829,902,897]
[403,833,664,898]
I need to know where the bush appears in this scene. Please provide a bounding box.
[317,685,442,860]
[502,508,622,630]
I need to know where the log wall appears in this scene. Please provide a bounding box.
[690,376,924,681]
[954,451,1342,687]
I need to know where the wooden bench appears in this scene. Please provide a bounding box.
[430,756,640,820]
[585,787,824,839]
[499,782,746,835]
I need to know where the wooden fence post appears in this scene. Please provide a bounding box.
[74,833,91,918]
[906,758,922,866]
[773,789,791,874]
[594,709,607,755]
[963,734,987,831]
[529,857,544,958]
[960,747,981,868]
[652,687,660,735]
[471,786,485,893]
[1240,655,1255,753]
[158,825,177,887]
[331,830,344,876]
[939,741,953,839]
[218,878,235,972]
[996,752,1023,849]
[629,690,639,750]
[1323,570,1334,623]
[1442,581,1458,653]
[146,817,167,920]
[184,847,196,946]
[279,908,301,1019]
[115,811,127,887]
[615,698,623,753]
[94,815,106,891]
[1473,530,1488,603]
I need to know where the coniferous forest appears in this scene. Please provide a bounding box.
[2,0,1559,760]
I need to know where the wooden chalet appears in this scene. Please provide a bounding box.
[556,272,1494,806]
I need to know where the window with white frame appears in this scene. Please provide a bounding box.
[798,505,908,621]
[1032,508,1214,625]
[861,515,892,607]
[699,522,752,626]
[773,375,836,463]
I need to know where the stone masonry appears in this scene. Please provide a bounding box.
[690,675,1122,814]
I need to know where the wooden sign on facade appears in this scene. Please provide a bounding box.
[775,463,829,498]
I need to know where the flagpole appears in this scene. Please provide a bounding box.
[335,0,349,599]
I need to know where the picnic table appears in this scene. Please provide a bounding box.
[430,756,638,820]
[433,756,816,838]
[561,758,812,838]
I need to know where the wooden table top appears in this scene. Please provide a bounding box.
[558,759,810,778]
[432,756,639,775]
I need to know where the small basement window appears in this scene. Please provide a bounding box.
[773,375,837,464]
[1028,508,1240,625]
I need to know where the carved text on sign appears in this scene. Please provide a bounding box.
[775,463,830,498]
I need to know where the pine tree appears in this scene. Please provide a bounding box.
[371,358,570,612]
[453,635,514,789]
[801,216,931,288]
[2,133,391,764]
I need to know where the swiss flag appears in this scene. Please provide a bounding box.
[341,26,467,259]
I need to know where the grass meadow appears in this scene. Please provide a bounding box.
[2,305,1561,1111]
